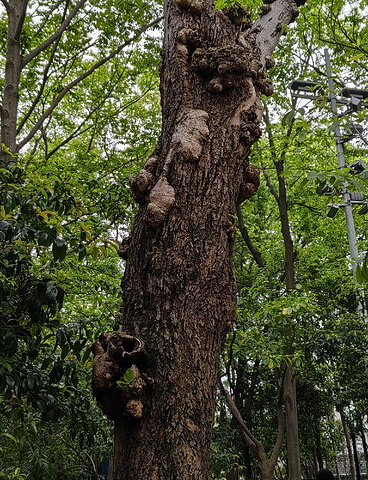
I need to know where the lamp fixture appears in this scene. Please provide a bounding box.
[358,204,368,215]
[316,183,333,196]
[340,87,368,100]
[327,204,340,218]
[341,124,364,143]
[348,159,366,175]
[289,80,320,93]
[340,88,368,112]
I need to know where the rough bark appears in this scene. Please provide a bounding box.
[93,0,305,477]
[0,0,26,165]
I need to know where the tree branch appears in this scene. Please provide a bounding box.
[251,0,301,65]
[219,379,259,452]
[288,202,319,212]
[17,1,69,134]
[15,0,28,41]
[34,0,66,37]
[21,0,88,67]
[17,16,164,152]
[268,384,285,469]
[236,205,265,268]
[44,66,150,160]
[261,161,279,204]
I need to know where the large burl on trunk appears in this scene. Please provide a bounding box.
[92,0,303,477]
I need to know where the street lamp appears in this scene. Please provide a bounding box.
[340,87,368,112]
[289,48,368,287]
[291,49,368,378]
[348,159,366,175]
[289,80,320,93]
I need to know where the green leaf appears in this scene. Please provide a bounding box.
[52,238,67,261]
[1,432,18,443]
[297,130,307,143]
[281,110,295,127]
[348,53,364,62]
[117,368,135,389]
[123,367,135,384]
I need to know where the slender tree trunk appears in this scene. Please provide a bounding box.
[315,423,324,470]
[351,430,361,480]
[283,363,301,480]
[265,120,301,479]
[340,410,357,480]
[92,0,304,477]
[0,0,26,165]
[359,426,368,474]
[226,469,240,480]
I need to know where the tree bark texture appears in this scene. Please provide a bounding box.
[92,0,304,477]
[0,0,26,164]
[283,364,301,480]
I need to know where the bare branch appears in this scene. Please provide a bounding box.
[236,205,265,268]
[219,379,259,452]
[21,0,88,67]
[261,161,279,203]
[17,16,164,152]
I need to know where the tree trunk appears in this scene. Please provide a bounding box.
[226,469,240,480]
[264,113,301,479]
[92,0,303,477]
[315,423,324,471]
[351,430,361,480]
[359,425,368,474]
[340,410,357,480]
[283,364,301,480]
[0,0,26,165]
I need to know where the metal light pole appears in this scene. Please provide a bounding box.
[324,48,359,264]
[324,48,367,318]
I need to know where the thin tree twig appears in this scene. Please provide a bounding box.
[34,0,66,37]
[261,160,279,204]
[236,205,265,268]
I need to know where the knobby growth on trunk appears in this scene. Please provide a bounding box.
[92,0,305,477]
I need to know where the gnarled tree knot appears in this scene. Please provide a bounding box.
[237,163,260,205]
[92,331,151,421]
